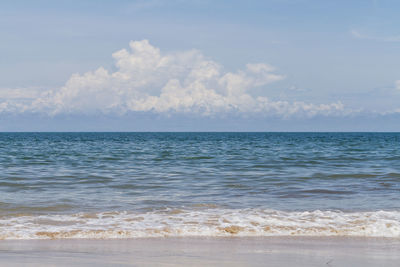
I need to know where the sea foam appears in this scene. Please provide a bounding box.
[0,209,399,239]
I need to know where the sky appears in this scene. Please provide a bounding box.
[1,0,400,131]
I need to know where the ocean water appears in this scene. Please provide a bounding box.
[0,132,399,239]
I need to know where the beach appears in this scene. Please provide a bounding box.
[1,133,399,265]
[2,0,400,265]
[1,237,399,266]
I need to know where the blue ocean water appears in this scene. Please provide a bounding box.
[0,132,399,239]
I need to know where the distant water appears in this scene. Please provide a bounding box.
[0,132,399,239]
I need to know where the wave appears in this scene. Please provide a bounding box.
[0,209,399,240]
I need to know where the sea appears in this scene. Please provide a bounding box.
[0,132,399,239]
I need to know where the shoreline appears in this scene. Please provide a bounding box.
[1,236,399,266]
[2,209,399,239]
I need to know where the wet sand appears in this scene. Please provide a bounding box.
[0,237,399,266]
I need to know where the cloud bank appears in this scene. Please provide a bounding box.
[0,40,345,117]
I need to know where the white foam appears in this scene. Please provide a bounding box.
[0,209,399,239]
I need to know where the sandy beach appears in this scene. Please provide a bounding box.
[2,0,400,264]
[0,237,399,266]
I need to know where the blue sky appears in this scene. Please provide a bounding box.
[1,0,400,131]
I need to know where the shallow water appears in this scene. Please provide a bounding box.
[0,132,399,239]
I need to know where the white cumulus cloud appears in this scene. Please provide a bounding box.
[1,40,345,117]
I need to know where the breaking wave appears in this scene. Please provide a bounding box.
[1,208,399,239]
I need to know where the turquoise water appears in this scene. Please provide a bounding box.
[1,132,400,239]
